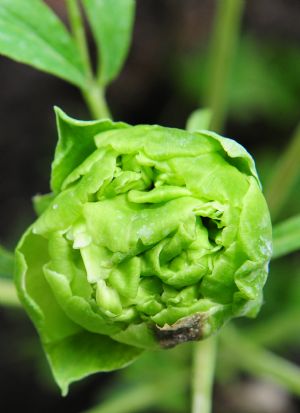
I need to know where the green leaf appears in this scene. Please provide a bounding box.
[0,0,86,87]
[51,107,127,193]
[0,245,14,278]
[15,226,141,394]
[186,108,212,131]
[0,245,19,307]
[33,193,55,216]
[198,129,260,186]
[272,214,300,259]
[82,0,135,86]
[0,279,20,307]
[46,331,142,396]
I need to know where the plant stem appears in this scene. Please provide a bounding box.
[265,123,300,221]
[205,0,245,133]
[189,1,244,411]
[192,336,217,413]
[189,1,244,410]
[221,325,300,396]
[0,278,20,307]
[82,81,111,120]
[66,0,111,119]
[66,0,93,78]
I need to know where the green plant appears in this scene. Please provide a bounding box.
[15,107,272,394]
[0,1,300,413]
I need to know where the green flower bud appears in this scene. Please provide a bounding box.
[15,108,272,394]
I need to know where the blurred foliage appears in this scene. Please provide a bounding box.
[84,345,191,413]
[174,35,300,125]
[256,149,300,220]
[241,257,300,348]
[0,245,14,278]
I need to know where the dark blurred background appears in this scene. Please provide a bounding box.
[0,1,300,412]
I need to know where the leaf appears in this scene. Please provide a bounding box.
[0,0,86,87]
[15,227,141,394]
[272,214,300,259]
[186,108,212,131]
[198,130,261,186]
[32,193,55,216]
[82,0,135,86]
[46,331,142,396]
[0,245,14,278]
[0,279,20,307]
[0,245,18,306]
[51,107,127,193]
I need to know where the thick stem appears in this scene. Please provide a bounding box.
[66,0,111,119]
[82,81,111,120]
[205,0,245,132]
[0,279,20,307]
[192,336,217,413]
[265,123,300,221]
[190,1,244,411]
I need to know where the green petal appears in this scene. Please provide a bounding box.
[15,228,80,343]
[45,330,142,396]
[15,228,142,394]
[51,107,127,193]
[198,130,260,185]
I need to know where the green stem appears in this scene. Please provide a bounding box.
[66,0,111,119]
[66,0,93,78]
[189,2,244,411]
[82,82,111,120]
[221,325,300,396]
[0,278,20,307]
[189,1,244,411]
[205,0,245,133]
[265,123,300,221]
[192,336,217,413]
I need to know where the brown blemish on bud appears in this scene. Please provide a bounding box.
[154,313,206,348]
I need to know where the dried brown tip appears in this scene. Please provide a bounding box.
[154,313,205,348]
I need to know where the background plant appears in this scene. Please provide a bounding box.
[0,0,300,412]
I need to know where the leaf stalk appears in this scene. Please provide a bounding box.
[205,0,245,132]
[192,336,217,413]
[66,0,111,119]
